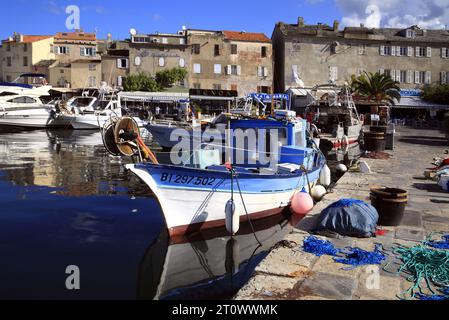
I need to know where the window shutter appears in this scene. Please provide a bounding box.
[380,45,385,56]
[442,48,446,58]
[396,70,401,82]
[237,65,241,75]
[427,47,432,58]
[391,70,396,79]
[391,46,396,56]
[407,70,413,84]
[263,67,268,77]
[397,46,401,56]
[441,71,447,84]
[415,47,420,57]
[257,66,262,77]
[379,68,384,75]
[117,58,121,68]
[425,71,431,84]
[66,46,70,54]
[125,59,129,68]
[117,76,123,87]
[415,71,420,84]
[408,46,413,57]
[227,65,232,75]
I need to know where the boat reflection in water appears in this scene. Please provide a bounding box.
[0,128,297,299]
[138,213,294,300]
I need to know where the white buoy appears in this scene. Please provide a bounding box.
[311,185,327,201]
[225,199,240,235]
[336,163,348,173]
[319,164,331,187]
[359,161,371,173]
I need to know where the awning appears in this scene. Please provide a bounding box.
[287,88,308,96]
[393,97,449,110]
[119,91,189,102]
[190,95,235,101]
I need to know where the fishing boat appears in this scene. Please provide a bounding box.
[304,85,363,151]
[0,94,56,128]
[104,109,326,237]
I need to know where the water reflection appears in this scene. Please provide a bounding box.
[138,214,293,300]
[0,129,294,299]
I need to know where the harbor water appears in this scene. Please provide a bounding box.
[0,129,293,299]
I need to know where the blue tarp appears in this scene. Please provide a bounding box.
[314,199,379,238]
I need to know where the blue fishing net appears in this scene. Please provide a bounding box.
[328,198,368,209]
[426,234,449,249]
[303,236,339,256]
[303,236,386,268]
[416,288,449,300]
[335,244,386,268]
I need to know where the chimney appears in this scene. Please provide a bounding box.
[297,17,305,27]
[333,20,340,31]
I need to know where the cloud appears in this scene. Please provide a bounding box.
[336,0,449,29]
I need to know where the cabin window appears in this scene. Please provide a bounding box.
[7,96,37,104]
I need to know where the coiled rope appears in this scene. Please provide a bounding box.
[386,234,449,300]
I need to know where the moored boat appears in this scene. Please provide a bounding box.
[105,111,326,237]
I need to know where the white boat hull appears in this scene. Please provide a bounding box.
[0,108,53,128]
[126,163,320,236]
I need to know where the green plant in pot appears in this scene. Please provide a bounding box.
[193,104,202,119]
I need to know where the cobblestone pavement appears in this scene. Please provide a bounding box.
[235,126,449,300]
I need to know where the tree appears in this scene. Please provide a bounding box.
[351,72,401,105]
[422,84,449,104]
[122,68,188,92]
[155,67,188,88]
[122,73,161,92]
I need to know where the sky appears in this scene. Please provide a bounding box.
[0,0,448,40]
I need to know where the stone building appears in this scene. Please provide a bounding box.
[127,32,190,87]
[0,33,55,82]
[52,31,99,63]
[49,59,101,89]
[186,29,273,95]
[101,45,130,89]
[272,17,449,92]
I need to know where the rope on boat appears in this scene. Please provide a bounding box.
[227,165,263,247]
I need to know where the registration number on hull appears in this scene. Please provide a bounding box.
[160,173,217,186]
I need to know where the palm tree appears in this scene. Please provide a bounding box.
[351,72,401,105]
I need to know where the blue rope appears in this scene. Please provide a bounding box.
[303,236,339,257]
[426,234,449,250]
[303,236,386,268]
[335,244,387,268]
[416,288,449,300]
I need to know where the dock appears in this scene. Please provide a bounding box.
[235,126,449,300]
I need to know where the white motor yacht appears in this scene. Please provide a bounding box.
[0,94,55,128]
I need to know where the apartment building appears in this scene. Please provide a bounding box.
[272,17,449,91]
[0,33,54,82]
[101,42,130,88]
[187,29,273,96]
[126,31,190,87]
